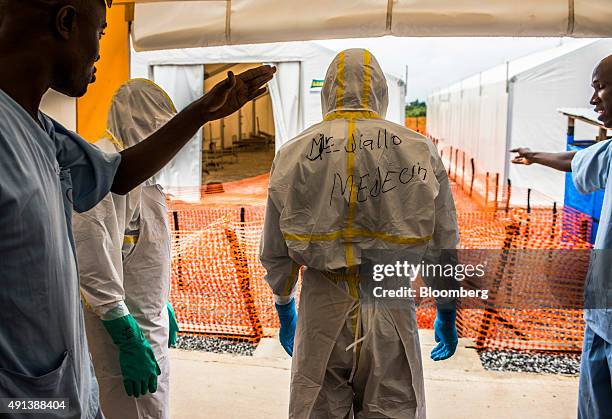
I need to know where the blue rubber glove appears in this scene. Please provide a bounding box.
[275,299,297,356]
[167,302,179,348]
[431,308,458,361]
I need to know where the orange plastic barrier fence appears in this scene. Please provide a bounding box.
[424,136,592,351]
[168,209,274,342]
[405,117,427,134]
[167,141,593,351]
[414,204,591,351]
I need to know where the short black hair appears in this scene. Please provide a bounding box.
[0,0,109,33]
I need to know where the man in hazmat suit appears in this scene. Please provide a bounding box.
[260,49,460,418]
[73,79,180,418]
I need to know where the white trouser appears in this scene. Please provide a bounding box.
[84,306,170,419]
[289,267,426,419]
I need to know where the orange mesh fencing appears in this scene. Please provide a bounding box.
[424,136,593,352]
[167,141,593,351]
[414,203,591,351]
[405,117,427,134]
[169,211,277,342]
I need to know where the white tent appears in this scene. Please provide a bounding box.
[427,39,612,203]
[122,0,612,51]
[131,41,406,194]
[40,90,77,131]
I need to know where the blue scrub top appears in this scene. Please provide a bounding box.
[0,88,121,418]
[572,139,612,343]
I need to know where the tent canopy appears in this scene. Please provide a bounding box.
[120,0,612,51]
[130,41,406,194]
[131,41,406,131]
[427,39,612,203]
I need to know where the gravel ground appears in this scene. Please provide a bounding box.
[175,335,256,356]
[175,336,581,375]
[479,350,581,375]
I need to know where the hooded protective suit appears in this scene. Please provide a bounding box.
[74,79,176,419]
[260,49,459,418]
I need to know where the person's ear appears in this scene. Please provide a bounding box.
[55,6,78,40]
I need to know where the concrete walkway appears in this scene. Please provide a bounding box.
[169,330,579,419]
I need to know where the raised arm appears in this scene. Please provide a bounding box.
[111,66,276,195]
[510,147,577,172]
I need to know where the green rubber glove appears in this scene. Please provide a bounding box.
[167,302,179,348]
[102,314,161,397]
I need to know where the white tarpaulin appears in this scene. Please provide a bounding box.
[266,61,301,150]
[152,64,204,200]
[427,39,612,203]
[40,90,76,131]
[131,41,406,147]
[128,0,612,51]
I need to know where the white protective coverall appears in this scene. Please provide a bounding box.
[74,79,176,419]
[260,49,459,418]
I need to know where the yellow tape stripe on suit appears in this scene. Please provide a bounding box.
[283,231,344,242]
[283,229,431,245]
[323,110,381,121]
[335,51,346,109]
[345,118,357,268]
[342,51,375,268]
[283,262,300,296]
[362,50,372,109]
[123,235,138,245]
[287,50,432,249]
[103,131,125,151]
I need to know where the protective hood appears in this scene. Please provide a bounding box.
[261,49,459,275]
[321,48,388,119]
[106,79,177,150]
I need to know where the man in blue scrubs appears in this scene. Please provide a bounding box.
[512,55,612,419]
[0,1,275,417]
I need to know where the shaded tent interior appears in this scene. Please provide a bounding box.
[131,42,406,198]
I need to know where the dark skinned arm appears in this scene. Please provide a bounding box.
[510,147,577,172]
[111,65,276,195]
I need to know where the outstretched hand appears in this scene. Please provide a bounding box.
[198,65,277,121]
[510,147,534,165]
[111,65,275,196]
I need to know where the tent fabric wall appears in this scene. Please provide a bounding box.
[427,39,612,203]
[129,0,612,51]
[152,65,204,201]
[131,42,333,134]
[508,40,612,202]
[266,61,302,150]
[40,90,77,131]
[131,41,406,148]
[386,76,405,127]
[427,78,508,177]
